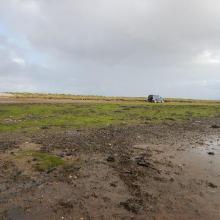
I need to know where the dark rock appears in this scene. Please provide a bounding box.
[135,156,150,167]
[208,182,218,188]
[208,152,215,155]
[211,125,220,129]
[106,155,115,162]
[110,182,117,187]
[170,177,175,182]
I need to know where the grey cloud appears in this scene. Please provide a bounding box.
[0,0,220,98]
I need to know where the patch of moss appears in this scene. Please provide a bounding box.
[22,150,64,172]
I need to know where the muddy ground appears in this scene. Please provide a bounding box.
[0,118,220,220]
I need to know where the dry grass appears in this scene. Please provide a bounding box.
[8,92,220,104]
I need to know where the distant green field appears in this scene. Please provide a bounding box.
[0,102,220,132]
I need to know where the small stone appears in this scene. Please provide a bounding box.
[208,182,218,188]
[135,156,150,167]
[211,125,220,128]
[106,155,115,162]
[110,182,117,187]
[170,177,175,182]
[208,152,215,155]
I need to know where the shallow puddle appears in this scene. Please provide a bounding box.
[180,135,220,182]
[174,135,220,219]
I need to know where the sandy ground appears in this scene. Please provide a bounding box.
[0,118,220,220]
[0,93,13,96]
[0,94,138,104]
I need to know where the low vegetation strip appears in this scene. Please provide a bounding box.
[9,92,145,102]
[0,102,220,132]
[6,92,220,103]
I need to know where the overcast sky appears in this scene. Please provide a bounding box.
[0,0,220,99]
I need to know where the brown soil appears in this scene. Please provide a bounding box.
[0,119,220,220]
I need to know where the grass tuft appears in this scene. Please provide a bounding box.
[22,150,64,172]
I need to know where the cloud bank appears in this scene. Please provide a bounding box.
[0,0,220,98]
